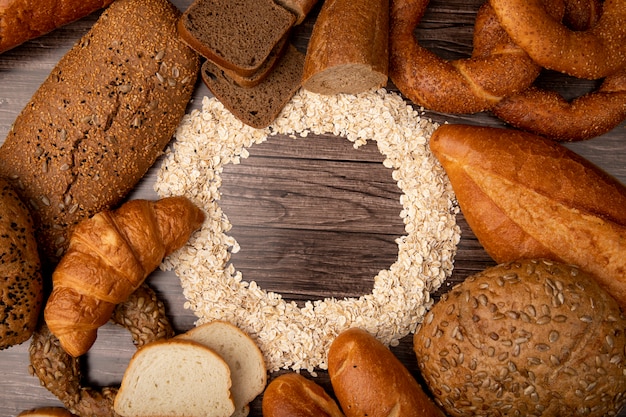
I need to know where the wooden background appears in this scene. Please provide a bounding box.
[1,0,625,415]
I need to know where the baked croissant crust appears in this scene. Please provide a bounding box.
[44,196,205,357]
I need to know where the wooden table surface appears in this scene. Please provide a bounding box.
[1,0,625,416]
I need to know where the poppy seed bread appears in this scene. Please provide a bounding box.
[201,44,304,129]
[177,0,295,77]
[0,177,43,349]
[413,259,626,417]
[0,0,199,263]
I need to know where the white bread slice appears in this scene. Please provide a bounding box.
[178,321,267,417]
[114,339,235,417]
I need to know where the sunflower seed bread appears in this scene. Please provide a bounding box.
[0,0,199,263]
[0,177,43,349]
[413,259,626,417]
[177,0,295,77]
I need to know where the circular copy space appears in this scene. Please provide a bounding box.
[154,88,461,373]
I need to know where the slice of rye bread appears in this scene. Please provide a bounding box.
[201,44,304,129]
[178,0,295,78]
[220,34,289,88]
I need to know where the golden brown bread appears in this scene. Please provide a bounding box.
[262,373,345,417]
[0,0,114,53]
[429,123,626,308]
[44,196,204,357]
[389,0,544,114]
[31,283,174,417]
[18,407,76,417]
[328,328,445,417]
[0,0,199,263]
[414,259,626,417]
[0,177,43,349]
[301,0,389,95]
[489,0,626,79]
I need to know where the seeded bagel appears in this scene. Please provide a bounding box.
[0,0,199,263]
[413,259,626,417]
[0,177,43,349]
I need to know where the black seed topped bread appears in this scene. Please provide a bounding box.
[414,259,626,417]
[0,0,199,263]
[201,44,304,129]
[177,0,295,77]
[0,177,43,350]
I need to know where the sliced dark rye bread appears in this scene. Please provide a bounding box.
[178,0,295,78]
[201,44,304,129]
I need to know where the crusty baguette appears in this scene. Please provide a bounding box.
[0,0,199,263]
[0,177,42,349]
[262,373,345,417]
[429,124,626,308]
[328,328,445,417]
[0,0,114,54]
[273,0,319,24]
[301,0,388,95]
[44,196,205,357]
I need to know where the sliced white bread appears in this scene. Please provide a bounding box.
[114,339,235,417]
[178,321,267,417]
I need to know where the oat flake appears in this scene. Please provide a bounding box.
[154,88,461,373]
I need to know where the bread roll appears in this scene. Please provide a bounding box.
[429,123,626,308]
[328,328,445,417]
[0,0,114,54]
[0,0,199,263]
[262,373,345,417]
[18,408,76,417]
[301,0,388,95]
[414,259,626,417]
[0,177,42,349]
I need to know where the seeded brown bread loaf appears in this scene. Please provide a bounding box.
[201,44,304,128]
[429,123,626,309]
[0,177,43,349]
[0,0,114,54]
[301,0,388,95]
[273,0,319,24]
[414,259,626,417]
[178,0,295,78]
[328,328,446,417]
[0,0,199,263]
[262,373,345,417]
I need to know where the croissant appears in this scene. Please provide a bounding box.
[44,196,205,357]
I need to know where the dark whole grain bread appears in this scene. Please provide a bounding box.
[201,44,304,129]
[273,0,320,25]
[0,177,43,350]
[178,0,295,78]
[0,0,199,263]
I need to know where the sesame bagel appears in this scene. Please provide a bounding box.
[389,0,545,114]
[0,0,199,263]
[414,259,626,417]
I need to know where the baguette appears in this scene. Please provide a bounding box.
[301,0,388,95]
[262,373,345,417]
[328,328,445,417]
[0,0,199,263]
[0,0,114,54]
[44,196,205,357]
[429,124,626,308]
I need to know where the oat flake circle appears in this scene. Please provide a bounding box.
[155,88,461,373]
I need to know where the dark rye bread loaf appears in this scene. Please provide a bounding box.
[0,177,42,349]
[0,0,199,263]
[178,0,295,77]
[201,44,304,129]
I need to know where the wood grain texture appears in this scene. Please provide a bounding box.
[1,0,625,416]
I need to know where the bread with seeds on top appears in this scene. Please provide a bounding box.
[0,0,199,263]
[414,259,626,417]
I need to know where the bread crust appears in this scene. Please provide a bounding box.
[0,0,199,263]
[301,0,389,95]
[429,123,626,308]
[328,328,445,417]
